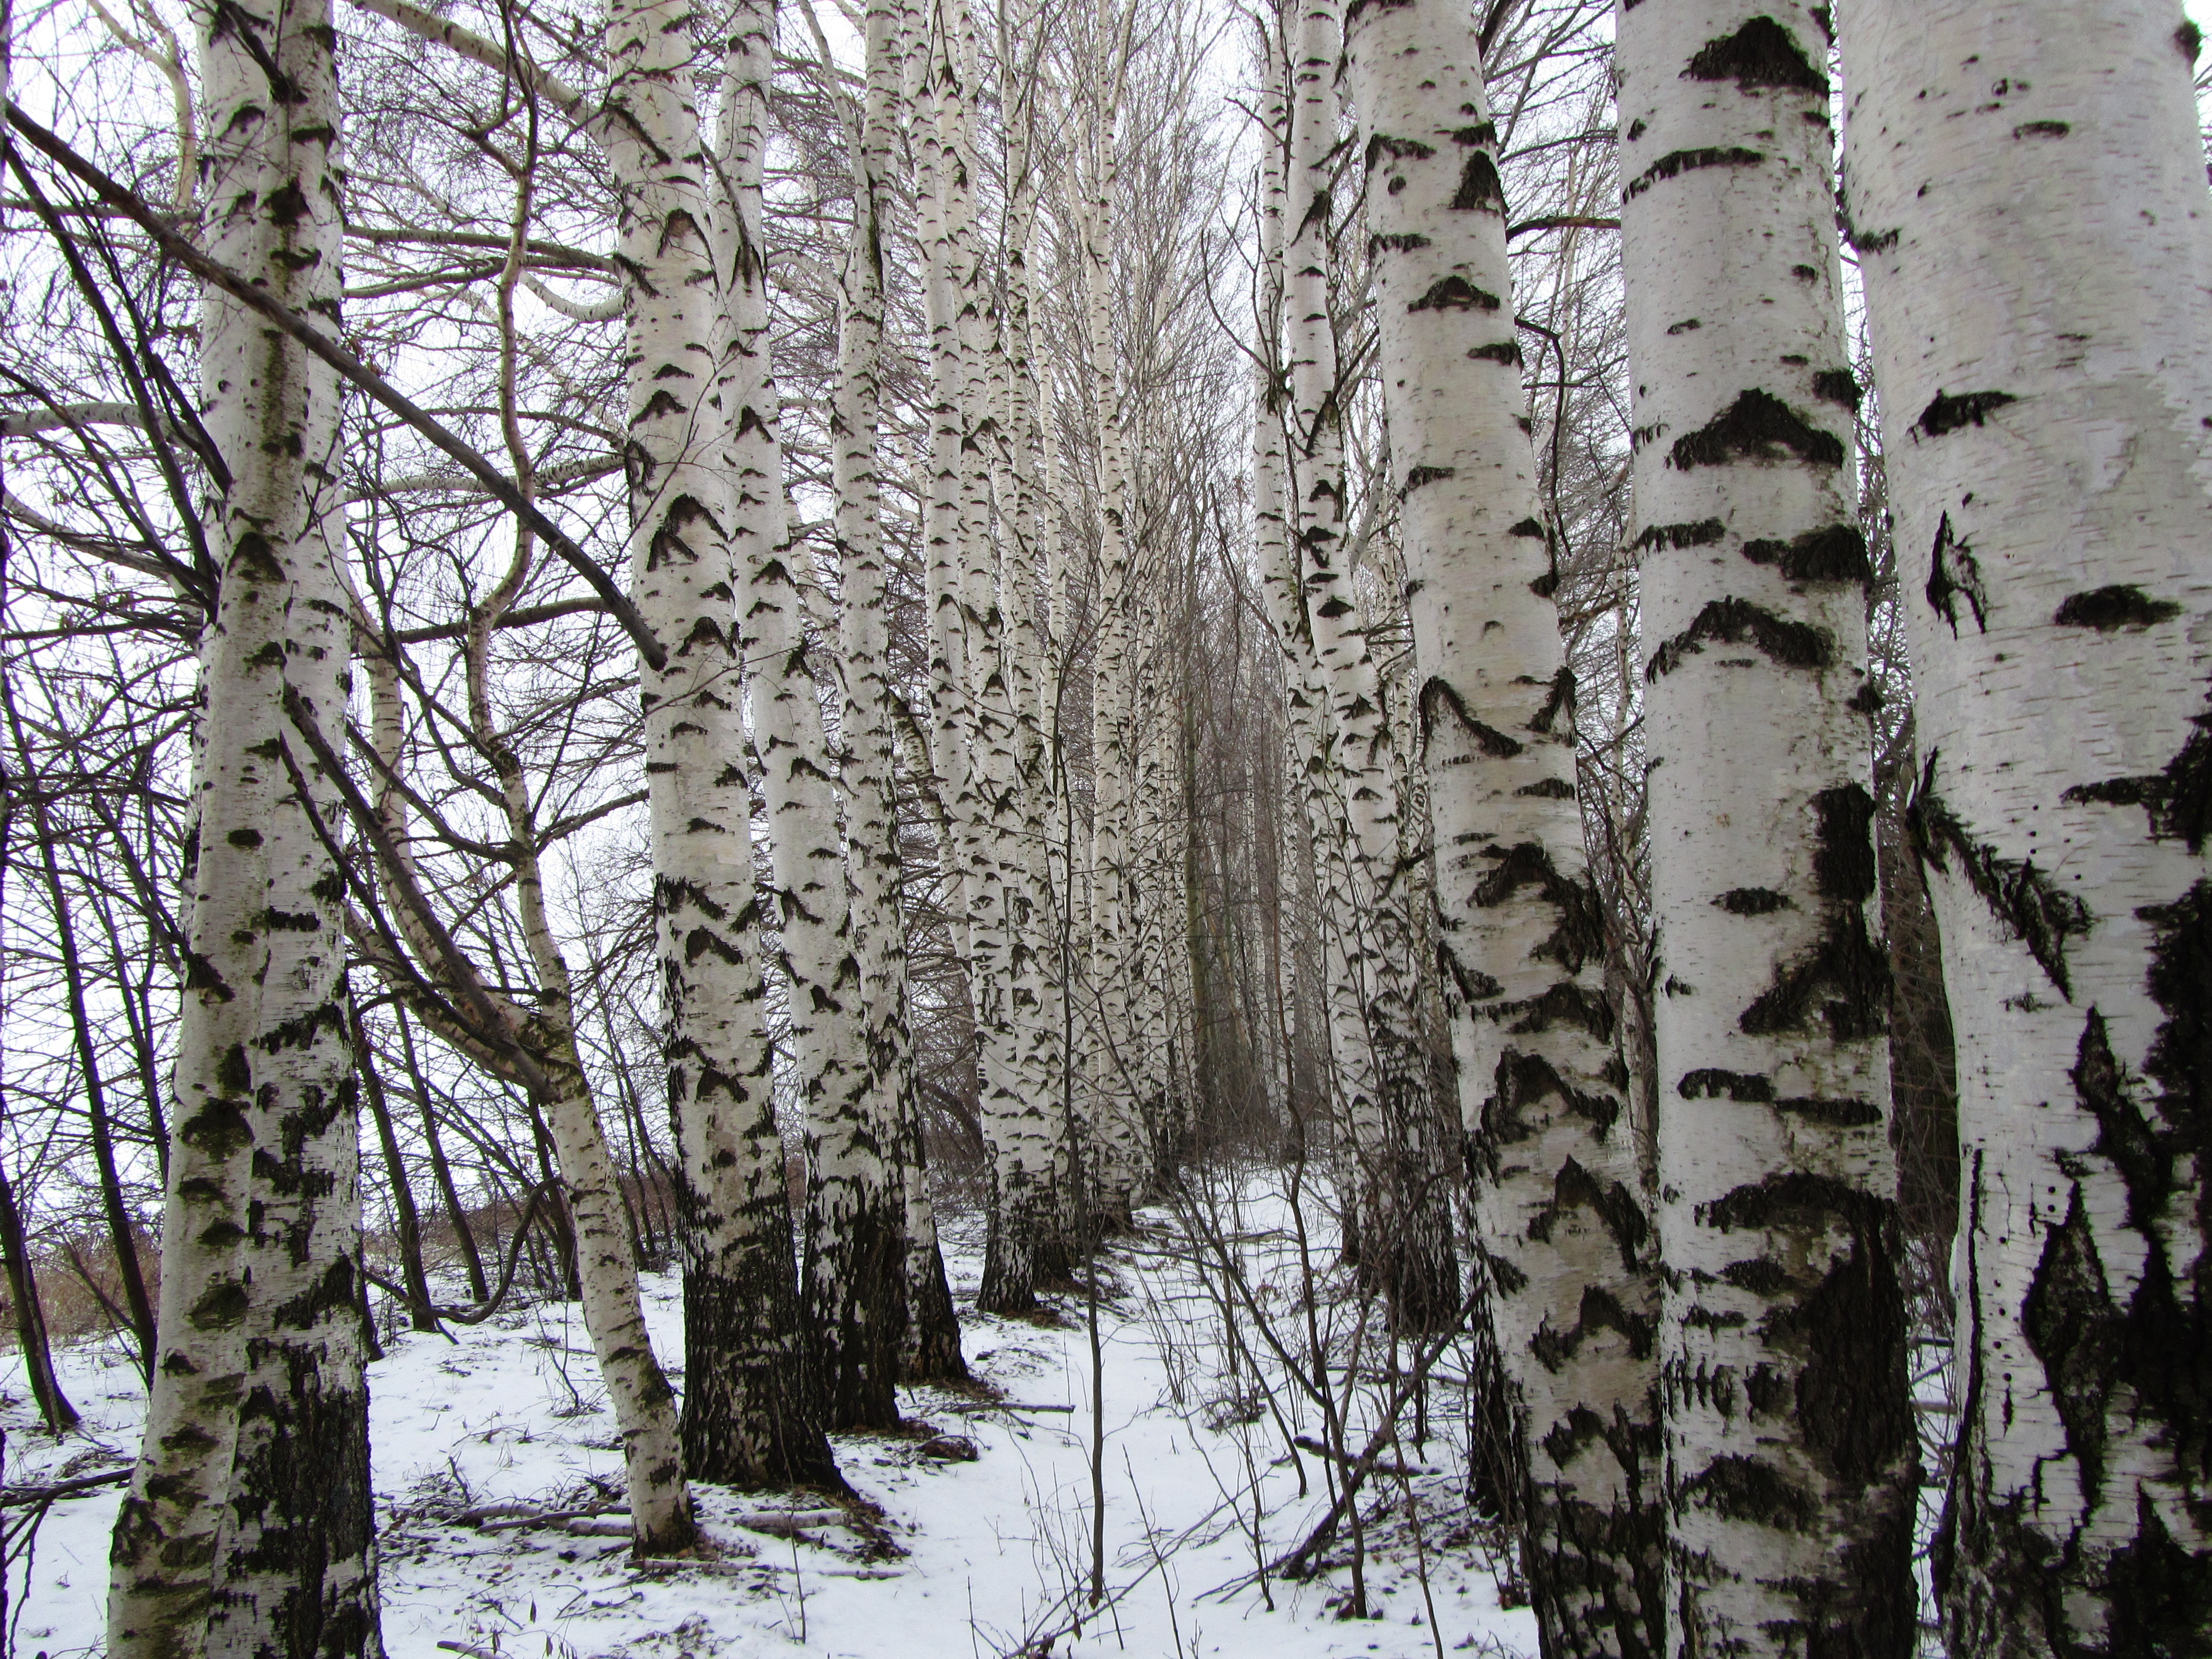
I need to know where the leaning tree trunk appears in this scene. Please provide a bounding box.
[1614,3,1919,1650]
[109,2,378,1653]
[1838,3,2212,1650]
[604,0,833,1489]
[1339,1,1661,1650]
[721,0,901,1433]
[828,0,965,1384]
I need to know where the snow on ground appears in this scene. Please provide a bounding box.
[1,1180,1537,1659]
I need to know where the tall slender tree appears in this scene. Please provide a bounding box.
[104,0,380,1649]
[1615,2,1917,1649]
[605,0,831,1488]
[1840,2,2212,1649]
[1339,0,1661,1649]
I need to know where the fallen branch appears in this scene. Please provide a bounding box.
[943,1401,1076,1415]
[1290,1435,1432,1479]
[0,1467,131,1507]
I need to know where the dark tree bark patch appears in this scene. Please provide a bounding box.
[1635,518,1726,552]
[1646,598,1834,679]
[1925,511,1989,635]
[1683,15,1827,96]
[1742,522,1871,585]
[1668,388,1845,471]
[1714,886,1791,914]
[2052,584,2184,631]
[1914,389,2016,438]
[1623,146,1766,201]
[1908,754,2093,996]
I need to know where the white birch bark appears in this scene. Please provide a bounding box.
[108,2,378,1651]
[1285,0,1452,1322]
[604,0,833,1488]
[1614,3,1918,1649]
[1339,1,1662,1647]
[714,0,894,1432]
[1073,110,1155,1225]
[824,0,966,1385]
[1839,3,2212,1648]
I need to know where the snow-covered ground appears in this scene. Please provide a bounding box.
[2,1185,1537,1659]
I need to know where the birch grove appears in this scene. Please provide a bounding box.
[0,0,2207,1650]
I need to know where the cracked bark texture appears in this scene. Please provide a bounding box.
[604,0,831,1489]
[1340,0,1661,1648]
[1617,2,1917,1651]
[1840,1,2212,1649]
[108,2,378,1652]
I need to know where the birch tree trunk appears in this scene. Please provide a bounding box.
[1339,1,1660,1649]
[828,0,966,1385]
[714,0,898,1433]
[603,0,834,1488]
[1839,3,2212,1648]
[1074,113,1153,1227]
[109,2,378,1651]
[1613,3,1918,1649]
[1285,0,1451,1323]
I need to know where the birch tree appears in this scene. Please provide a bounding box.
[603,0,833,1486]
[819,0,967,1384]
[1615,2,1918,1647]
[1840,2,2212,1648]
[104,0,380,1649]
[1338,0,1660,1648]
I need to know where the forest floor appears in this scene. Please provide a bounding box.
[0,1175,1537,1659]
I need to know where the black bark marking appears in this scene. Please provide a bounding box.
[1403,464,1456,493]
[1468,339,1524,366]
[1450,151,1506,214]
[1529,666,1575,735]
[1646,599,1833,680]
[1669,389,1845,471]
[1775,1095,1883,1126]
[1623,147,1765,201]
[2072,1010,2168,1231]
[2063,676,2212,852]
[1679,1069,1773,1101]
[1530,1281,1655,1370]
[1714,887,1791,914]
[1684,15,1827,95]
[1492,981,1617,1041]
[1408,276,1500,313]
[1810,368,1862,411]
[1364,132,1436,168]
[2052,585,2183,631]
[1371,231,1433,254]
[2022,1186,2119,1505]
[1925,511,1989,635]
[1742,522,1871,585]
[1635,518,1726,552]
[1915,389,2016,438]
[1677,1454,1814,1530]
[2180,20,2205,63]
[2106,1495,2212,1655]
[1418,676,1523,758]
[1517,776,1577,799]
[2012,120,2071,139]
[1528,1156,1649,1266]
[1472,842,1607,972]
[1739,786,1890,1040]
[1908,753,2093,996]
[1474,1053,1626,1217]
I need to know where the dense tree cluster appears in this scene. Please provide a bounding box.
[0,0,2205,1653]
